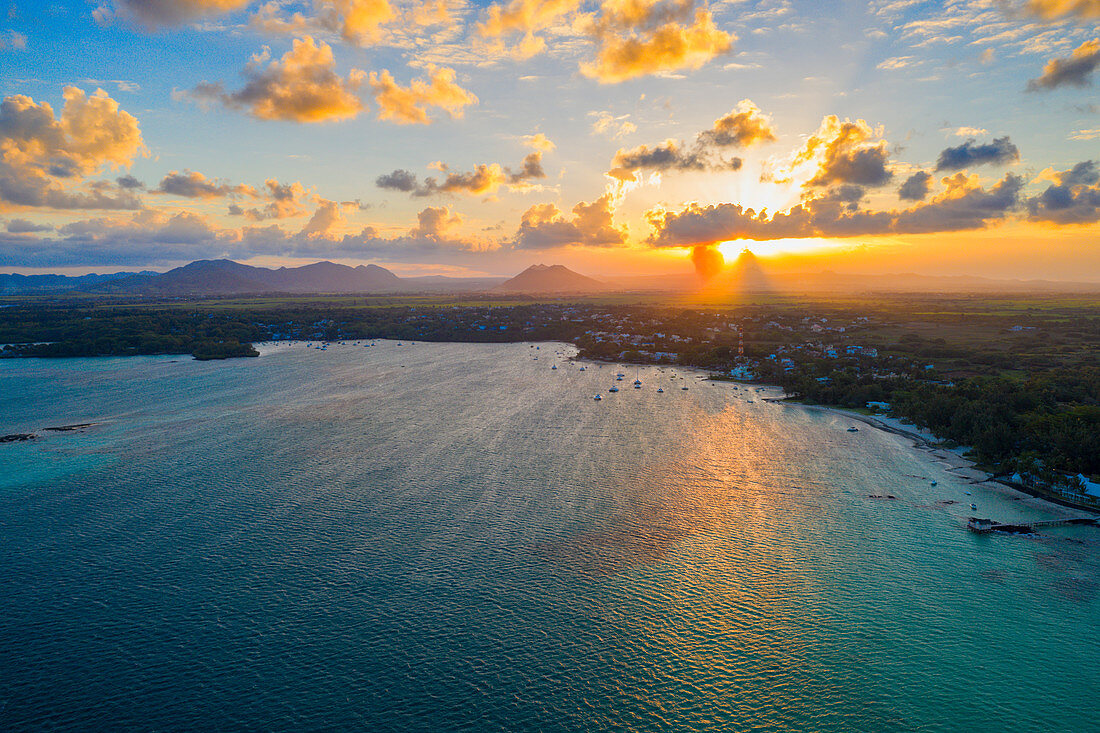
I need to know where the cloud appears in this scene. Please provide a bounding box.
[607,100,772,181]
[0,208,233,267]
[1,30,27,50]
[1022,0,1100,20]
[250,0,396,45]
[186,37,366,123]
[116,174,144,189]
[228,178,311,220]
[477,0,732,81]
[608,139,706,181]
[155,169,256,199]
[0,86,147,211]
[376,150,546,196]
[898,170,933,201]
[645,173,1024,246]
[777,115,892,189]
[513,193,628,248]
[696,100,777,148]
[954,126,989,137]
[581,7,734,84]
[1027,38,1100,90]
[934,136,1019,171]
[375,169,420,193]
[5,218,53,233]
[368,65,477,125]
[478,0,581,59]
[1027,159,1100,224]
[590,111,636,139]
[109,0,250,27]
[522,132,555,152]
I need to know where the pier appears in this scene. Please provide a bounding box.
[967,517,1097,533]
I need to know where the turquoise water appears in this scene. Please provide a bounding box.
[1,341,1097,731]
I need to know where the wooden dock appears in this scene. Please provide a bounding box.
[967,517,1097,533]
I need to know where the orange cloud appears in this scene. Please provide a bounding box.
[188,37,366,123]
[774,115,892,189]
[478,0,581,58]
[368,65,478,125]
[229,179,311,220]
[698,99,776,148]
[250,0,396,45]
[1024,0,1100,20]
[514,194,628,248]
[0,86,147,210]
[581,8,733,83]
[523,132,556,152]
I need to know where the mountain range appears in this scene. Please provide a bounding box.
[2,258,1098,296]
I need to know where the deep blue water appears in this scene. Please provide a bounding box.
[1,341,1098,731]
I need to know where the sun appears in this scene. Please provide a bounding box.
[717,238,838,259]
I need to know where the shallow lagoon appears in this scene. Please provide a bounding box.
[2,341,1097,731]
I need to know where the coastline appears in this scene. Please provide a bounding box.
[764,396,1099,518]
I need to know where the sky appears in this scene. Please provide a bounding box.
[1,0,1099,280]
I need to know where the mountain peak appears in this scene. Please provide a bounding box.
[495,264,605,293]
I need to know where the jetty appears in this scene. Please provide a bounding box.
[967,516,1097,533]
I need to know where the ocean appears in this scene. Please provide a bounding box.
[1,340,1097,731]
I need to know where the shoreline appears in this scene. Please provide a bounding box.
[765,396,1099,518]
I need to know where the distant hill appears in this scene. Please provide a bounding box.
[0,271,149,295]
[94,259,406,295]
[495,264,606,293]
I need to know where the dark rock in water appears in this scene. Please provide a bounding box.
[868,494,898,500]
[0,433,36,443]
[43,423,96,432]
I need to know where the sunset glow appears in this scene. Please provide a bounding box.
[1,1,1098,281]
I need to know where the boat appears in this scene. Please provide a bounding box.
[930,480,937,486]
[657,387,664,393]
[970,503,978,510]
[579,366,586,371]
[609,386,619,392]
[847,426,859,432]
[551,365,557,370]
[593,394,602,401]
[616,376,623,381]
[681,386,689,390]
